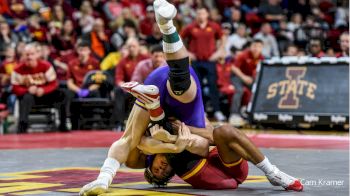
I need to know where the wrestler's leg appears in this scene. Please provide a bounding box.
[213,124,263,164]
[154,0,197,103]
[213,125,303,191]
[80,105,150,196]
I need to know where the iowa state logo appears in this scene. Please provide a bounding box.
[266,67,317,109]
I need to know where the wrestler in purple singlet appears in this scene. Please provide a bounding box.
[143,65,205,128]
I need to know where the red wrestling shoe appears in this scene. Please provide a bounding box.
[121,82,160,108]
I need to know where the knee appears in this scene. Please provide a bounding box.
[21,93,34,102]
[213,124,241,142]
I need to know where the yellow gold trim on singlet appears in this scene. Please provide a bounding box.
[135,100,147,110]
[181,159,207,180]
[221,158,243,167]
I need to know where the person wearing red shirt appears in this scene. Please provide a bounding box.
[181,6,226,121]
[11,43,67,133]
[139,6,155,38]
[66,42,101,129]
[229,39,264,126]
[114,37,148,130]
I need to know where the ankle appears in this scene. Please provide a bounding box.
[256,156,274,174]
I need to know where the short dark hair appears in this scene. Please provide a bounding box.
[150,44,163,54]
[252,38,264,45]
[123,19,137,29]
[144,167,175,187]
[77,41,90,48]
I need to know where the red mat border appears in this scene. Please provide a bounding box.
[0,131,348,150]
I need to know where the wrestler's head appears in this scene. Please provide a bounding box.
[144,154,175,186]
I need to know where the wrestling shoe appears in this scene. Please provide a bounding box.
[214,111,226,122]
[153,0,177,25]
[121,82,160,110]
[79,179,108,196]
[266,166,303,191]
[229,114,245,127]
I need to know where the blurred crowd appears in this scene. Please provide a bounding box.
[0,0,349,133]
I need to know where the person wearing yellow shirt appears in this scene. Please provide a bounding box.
[100,51,122,71]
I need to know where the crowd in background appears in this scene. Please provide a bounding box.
[0,0,349,133]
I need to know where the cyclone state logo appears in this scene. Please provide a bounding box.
[266,67,317,109]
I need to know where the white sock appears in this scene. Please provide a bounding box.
[97,157,120,186]
[256,156,274,174]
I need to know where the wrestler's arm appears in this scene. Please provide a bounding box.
[186,117,214,145]
[137,136,184,154]
[139,125,209,157]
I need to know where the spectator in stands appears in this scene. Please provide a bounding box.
[6,0,29,20]
[228,7,243,33]
[66,42,101,97]
[13,21,32,43]
[216,52,235,111]
[308,38,325,58]
[258,0,285,29]
[254,23,280,58]
[51,4,66,25]
[229,39,263,126]
[100,47,123,71]
[139,5,155,38]
[28,14,48,43]
[287,13,303,33]
[82,18,111,60]
[145,23,162,47]
[35,42,52,64]
[283,44,299,57]
[181,6,226,121]
[209,8,222,23]
[103,0,123,21]
[276,20,294,53]
[73,0,95,34]
[23,0,45,13]
[113,37,148,131]
[0,46,17,80]
[113,7,138,30]
[225,23,250,55]
[337,32,349,57]
[179,0,196,25]
[0,21,18,59]
[110,19,138,51]
[0,46,17,112]
[303,16,326,43]
[51,19,76,55]
[11,43,67,133]
[66,41,101,129]
[131,44,165,83]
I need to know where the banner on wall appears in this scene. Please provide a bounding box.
[248,57,349,125]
